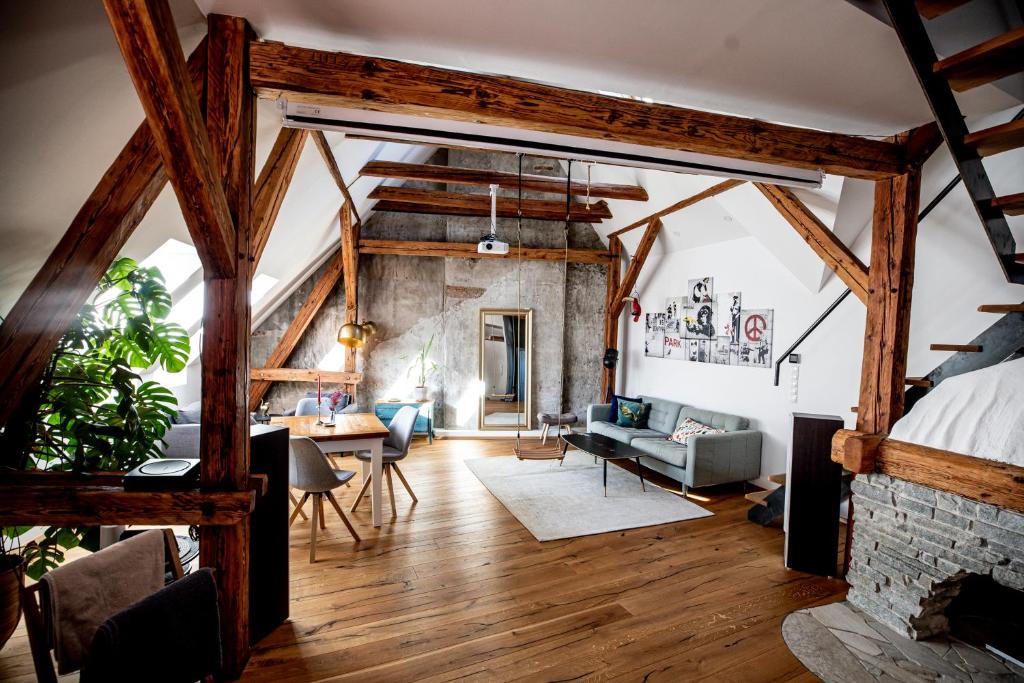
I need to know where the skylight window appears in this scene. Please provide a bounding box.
[251,273,278,306]
[140,238,201,292]
[169,283,204,329]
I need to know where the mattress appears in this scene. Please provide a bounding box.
[888,356,1024,467]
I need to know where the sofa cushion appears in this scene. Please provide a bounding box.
[669,417,725,444]
[615,399,650,428]
[174,401,202,425]
[162,424,201,458]
[677,407,748,432]
[608,394,641,423]
[590,421,664,444]
[639,396,684,434]
[631,438,688,469]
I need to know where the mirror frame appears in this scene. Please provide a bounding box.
[478,308,533,431]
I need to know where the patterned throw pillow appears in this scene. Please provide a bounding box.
[608,394,642,423]
[669,417,725,444]
[616,400,651,428]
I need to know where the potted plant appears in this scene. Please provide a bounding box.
[0,257,189,625]
[0,531,25,651]
[407,334,439,401]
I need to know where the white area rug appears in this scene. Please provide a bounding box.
[464,450,712,541]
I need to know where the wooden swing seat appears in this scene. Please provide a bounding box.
[514,439,566,461]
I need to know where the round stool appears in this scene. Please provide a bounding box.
[537,412,578,444]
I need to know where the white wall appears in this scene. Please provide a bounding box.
[620,133,1024,489]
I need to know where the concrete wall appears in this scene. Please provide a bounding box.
[252,150,608,429]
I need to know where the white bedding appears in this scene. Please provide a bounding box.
[888,356,1024,467]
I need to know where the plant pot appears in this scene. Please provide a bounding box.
[412,386,428,401]
[0,555,24,652]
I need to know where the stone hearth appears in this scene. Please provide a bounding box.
[846,473,1024,641]
[783,601,1024,682]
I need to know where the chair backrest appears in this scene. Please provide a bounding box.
[385,406,419,455]
[288,436,339,491]
[294,397,325,417]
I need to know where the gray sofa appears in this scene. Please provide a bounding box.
[587,396,761,493]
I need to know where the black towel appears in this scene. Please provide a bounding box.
[81,568,222,683]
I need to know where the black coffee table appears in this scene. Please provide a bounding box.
[561,432,647,497]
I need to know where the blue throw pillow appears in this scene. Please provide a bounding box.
[609,394,642,423]
[616,399,651,428]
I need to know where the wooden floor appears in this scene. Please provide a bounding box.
[0,438,845,682]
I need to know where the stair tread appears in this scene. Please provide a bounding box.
[978,304,1024,313]
[934,26,1024,92]
[991,192,1024,217]
[964,119,1024,157]
[745,489,772,507]
[767,473,786,485]
[915,0,973,19]
[906,377,934,387]
[929,343,982,352]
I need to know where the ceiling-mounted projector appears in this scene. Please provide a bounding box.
[478,183,509,254]
[477,234,509,255]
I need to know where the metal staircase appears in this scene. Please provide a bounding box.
[883,0,1024,284]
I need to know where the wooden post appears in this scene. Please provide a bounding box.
[341,204,359,375]
[602,237,622,401]
[200,13,255,677]
[856,170,922,433]
[610,219,663,316]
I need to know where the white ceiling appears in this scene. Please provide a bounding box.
[2,0,1021,320]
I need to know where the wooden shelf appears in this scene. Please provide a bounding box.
[929,343,982,352]
[964,118,1024,157]
[915,0,973,19]
[831,429,1024,513]
[933,27,1024,92]
[978,303,1024,313]
[744,489,772,507]
[991,192,1024,217]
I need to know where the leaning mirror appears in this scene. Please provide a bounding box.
[479,309,532,430]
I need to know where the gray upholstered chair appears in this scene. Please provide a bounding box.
[288,436,361,562]
[295,395,358,417]
[351,406,419,514]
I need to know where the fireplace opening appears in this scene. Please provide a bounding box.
[946,574,1024,668]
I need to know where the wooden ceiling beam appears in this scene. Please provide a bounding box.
[754,183,870,305]
[359,239,611,265]
[104,0,236,278]
[249,41,906,180]
[0,40,207,432]
[369,186,610,222]
[607,179,744,237]
[359,161,649,201]
[311,130,362,225]
[249,249,344,410]
[251,368,361,384]
[610,219,663,317]
[253,127,307,265]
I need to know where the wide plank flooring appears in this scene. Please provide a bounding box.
[0,438,845,682]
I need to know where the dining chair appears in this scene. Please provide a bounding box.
[294,395,358,417]
[288,436,361,562]
[351,405,419,515]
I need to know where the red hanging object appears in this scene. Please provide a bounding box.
[622,292,642,322]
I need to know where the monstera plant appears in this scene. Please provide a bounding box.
[0,257,190,580]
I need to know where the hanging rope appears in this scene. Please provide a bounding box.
[514,157,572,462]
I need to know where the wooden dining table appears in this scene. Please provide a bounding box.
[270,413,391,527]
